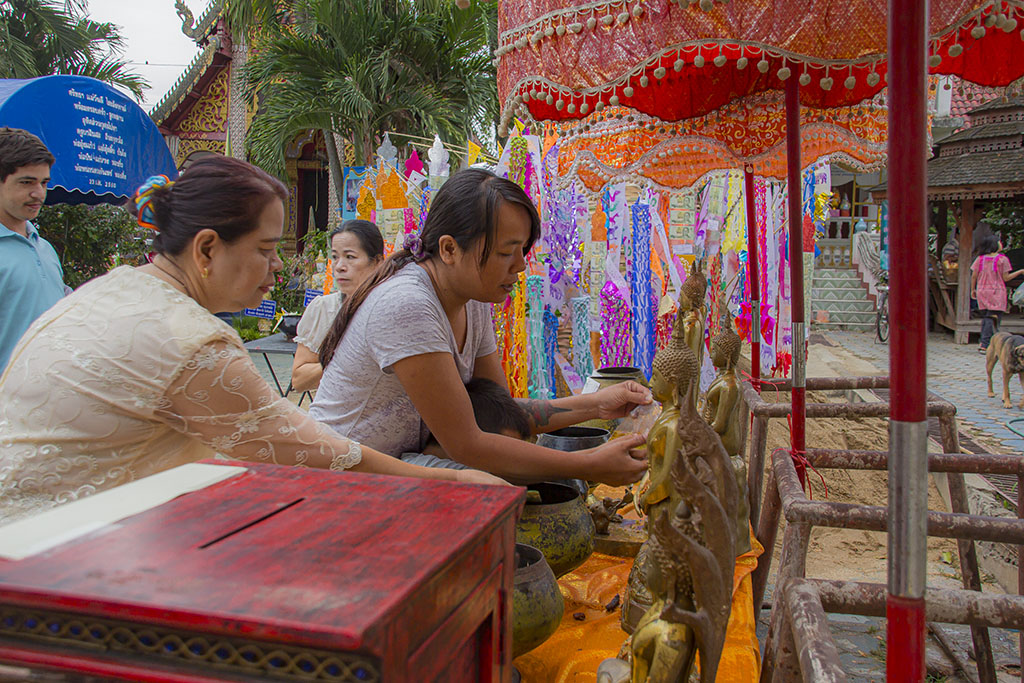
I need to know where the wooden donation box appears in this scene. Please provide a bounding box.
[0,461,524,682]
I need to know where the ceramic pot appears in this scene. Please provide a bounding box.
[512,543,564,659]
[279,314,302,341]
[591,366,649,389]
[536,427,610,497]
[580,366,649,432]
[516,482,595,578]
[536,426,610,452]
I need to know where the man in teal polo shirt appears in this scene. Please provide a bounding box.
[0,128,66,373]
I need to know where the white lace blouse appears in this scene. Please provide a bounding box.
[0,266,361,524]
[293,291,343,352]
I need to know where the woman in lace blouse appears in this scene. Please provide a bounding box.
[290,220,384,392]
[0,156,503,524]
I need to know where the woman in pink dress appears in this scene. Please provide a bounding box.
[971,234,1024,352]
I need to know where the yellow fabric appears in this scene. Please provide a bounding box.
[515,531,764,683]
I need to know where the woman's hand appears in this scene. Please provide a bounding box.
[590,381,654,420]
[455,468,512,487]
[582,433,648,486]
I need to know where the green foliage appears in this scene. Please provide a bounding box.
[36,203,149,288]
[985,202,1024,250]
[0,0,147,99]
[239,0,497,176]
[231,315,264,342]
[268,229,331,313]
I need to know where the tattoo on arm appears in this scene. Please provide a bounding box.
[516,399,571,428]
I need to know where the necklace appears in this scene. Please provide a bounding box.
[151,256,193,298]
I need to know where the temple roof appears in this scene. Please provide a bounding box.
[149,1,229,127]
[870,95,1024,202]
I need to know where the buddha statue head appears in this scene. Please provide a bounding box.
[651,319,699,405]
[679,261,708,313]
[710,315,742,373]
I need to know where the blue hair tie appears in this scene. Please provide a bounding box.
[132,174,174,231]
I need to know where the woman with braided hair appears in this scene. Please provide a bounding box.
[0,156,505,525]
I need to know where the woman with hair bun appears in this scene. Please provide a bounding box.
[311,168,651,485]
[291,219,384,393]
[0,156,505,524]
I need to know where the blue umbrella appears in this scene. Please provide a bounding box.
[0,75,177,205]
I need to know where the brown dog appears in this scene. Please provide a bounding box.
[986,332,1024,408]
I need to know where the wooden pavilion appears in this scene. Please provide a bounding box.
[873,94,1024,343]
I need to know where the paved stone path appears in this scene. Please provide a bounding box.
[824,329,1024,455]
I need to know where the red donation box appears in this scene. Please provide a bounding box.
[0,461,525,682]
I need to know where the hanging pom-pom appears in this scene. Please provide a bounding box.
[757,58,769,73]
[777,66,791,80]
[820,76,834,90]
[948,43,963,57]
[736,56,748,69]
[799,71,811,86]
[654,66,667,79]
[714,54,727,67]
[971,25,986,39]
[674,58,684,71]
[928,54,942,67]
[694,54,706,68]
[844,74,857,88]
[866,71,881,87]
[624,86,635,97]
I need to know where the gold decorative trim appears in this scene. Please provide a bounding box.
[0,605,380,682]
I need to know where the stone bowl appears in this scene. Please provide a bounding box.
[515,482,595,578]
[512,543,564,659]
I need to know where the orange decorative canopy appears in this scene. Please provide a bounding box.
[497,0,1024,129]
[549,93,888,191]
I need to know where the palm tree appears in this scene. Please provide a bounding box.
[0,0,147,99]
[229,0,496,188]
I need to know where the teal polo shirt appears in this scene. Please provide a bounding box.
[0,221,66,372]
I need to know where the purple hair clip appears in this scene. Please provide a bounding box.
[403,233,427,261]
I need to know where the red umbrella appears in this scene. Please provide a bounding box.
[497,0,1024,679]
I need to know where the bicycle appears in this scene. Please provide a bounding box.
[876,281,890,343]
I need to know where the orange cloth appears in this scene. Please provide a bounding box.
[515,531,764,683]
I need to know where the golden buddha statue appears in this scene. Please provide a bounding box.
[621,318,698,635]
[629,381,740,683]
[703,314,751,556]
[677,261,708,371]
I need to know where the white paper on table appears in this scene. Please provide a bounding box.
[0,463,246,561]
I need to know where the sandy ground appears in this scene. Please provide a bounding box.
[758,389,968,590]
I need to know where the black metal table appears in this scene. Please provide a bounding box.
[243,333,313,406]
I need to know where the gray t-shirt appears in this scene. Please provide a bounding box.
[309,264,498,456]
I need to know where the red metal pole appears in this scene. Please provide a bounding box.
[784,77,806,487]
[887,0,929,679]
[744,167,761,388]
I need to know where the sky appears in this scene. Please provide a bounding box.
[85,0,210,112]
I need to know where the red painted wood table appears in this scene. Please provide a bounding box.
[0,461,525,683]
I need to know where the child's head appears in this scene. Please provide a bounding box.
[464,378,531,439]
[424,378,531,452]
[979,233,1001,256]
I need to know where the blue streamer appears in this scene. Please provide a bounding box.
[630,202,654,379]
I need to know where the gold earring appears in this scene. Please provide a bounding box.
[202,268,209,279]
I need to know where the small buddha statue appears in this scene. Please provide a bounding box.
[629,381,739,683]
[621,318,699,635]
[703,314,751,556]
[677,261,708,371]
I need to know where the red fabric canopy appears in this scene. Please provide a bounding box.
[498,0,1024,126]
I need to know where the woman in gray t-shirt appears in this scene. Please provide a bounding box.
[310,169,651,486]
